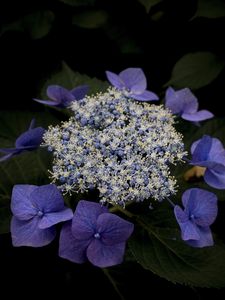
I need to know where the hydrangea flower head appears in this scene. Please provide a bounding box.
[106,68,159,101]
[174,188,218,248]
[59,200,134,267]
[190,135,225,189]
[43,87,187,205]
[11,184,73,247]
[165,87,213,122]
[34,84,89,108]
[0,119,45,162]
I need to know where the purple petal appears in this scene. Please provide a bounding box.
[204,166,225,189]
[70,85,89,100]
[174,205,188,223]
[105,71,125,90]
[191,135,212,162]
[11,216,56,247]
[183,188,218,226]
[72,200,108,240]
[87,239,126,267]
[11,185,38,220]
[165,87,198,114]
[176,88,198,114]
[190,160,225,171]
[0,153,15,162]
[59,221,90,263]
[165,87,184,114]
[182,110,214,122]
[47,85,75,106]
[33,98,60,106]
[15,127,45,148]
[209,150,225,166]
[130,90,159,101]
[38,208,73,229]
[29,119,36,130]
[30,184,65,213]
[208,139,225,165]
[174,206,199,240]
[96,213,134,246]
[191,136,225,159]
[186,226,214,248]
[0,148,18,153]
[119,68,146,93]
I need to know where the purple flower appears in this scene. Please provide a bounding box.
[33,84,89,108]
[0,119,45,162]
[106,68,159,101]
[165,87,213,122]
[59,200,134,268]
[174,188,218,248]
[190,135,225,189]
[11,184,73,247]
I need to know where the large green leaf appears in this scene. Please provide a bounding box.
[194,0,225,19]
[138,0,162,13]
[164,52,225,90]
[72,10,108,29]
[0,110,59,233]
[1,11,55,39]
[129,205,225,287]
[40,62,109,99]
[58,0,95,6]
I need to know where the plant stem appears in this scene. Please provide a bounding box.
[102,268,125,300]
[110,204,135,219]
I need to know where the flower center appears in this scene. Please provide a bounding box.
[37,210,44,217]
[190,214,195,220]
[94,232,101,239]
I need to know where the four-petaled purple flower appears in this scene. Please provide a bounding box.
[165,87,213,122]
[190,135,225,189]
[11,184,73,247]
[34,84,89,108]
[174,188,218,248]
[0,119,45,162]
[106,68,159,101]
[59,200,134,268]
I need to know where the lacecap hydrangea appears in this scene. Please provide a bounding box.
[43,86,186,206]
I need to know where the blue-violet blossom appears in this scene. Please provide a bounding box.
[34,84,89,108]
[43,87,187,205]
[174,188,218,247]
[11,184,73,247]
[59,200,134,267]
[0,119,45,162]
[165,87,213,122]
[190,135,225,189]
[106,68,159,101]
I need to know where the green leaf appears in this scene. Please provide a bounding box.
[194,0,225,19]
[0,110,59,233]
[164,52,225,90]
[102,268,126,300]
[58,0,95,6]
[129,206,225,287]
[1,11,55,39]
[138,0,162,13]
[72,10,108,29]
[40,62,109,98]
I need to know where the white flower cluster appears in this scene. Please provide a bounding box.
[43,87,186,206]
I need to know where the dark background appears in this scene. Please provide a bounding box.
[1,0,225,298]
